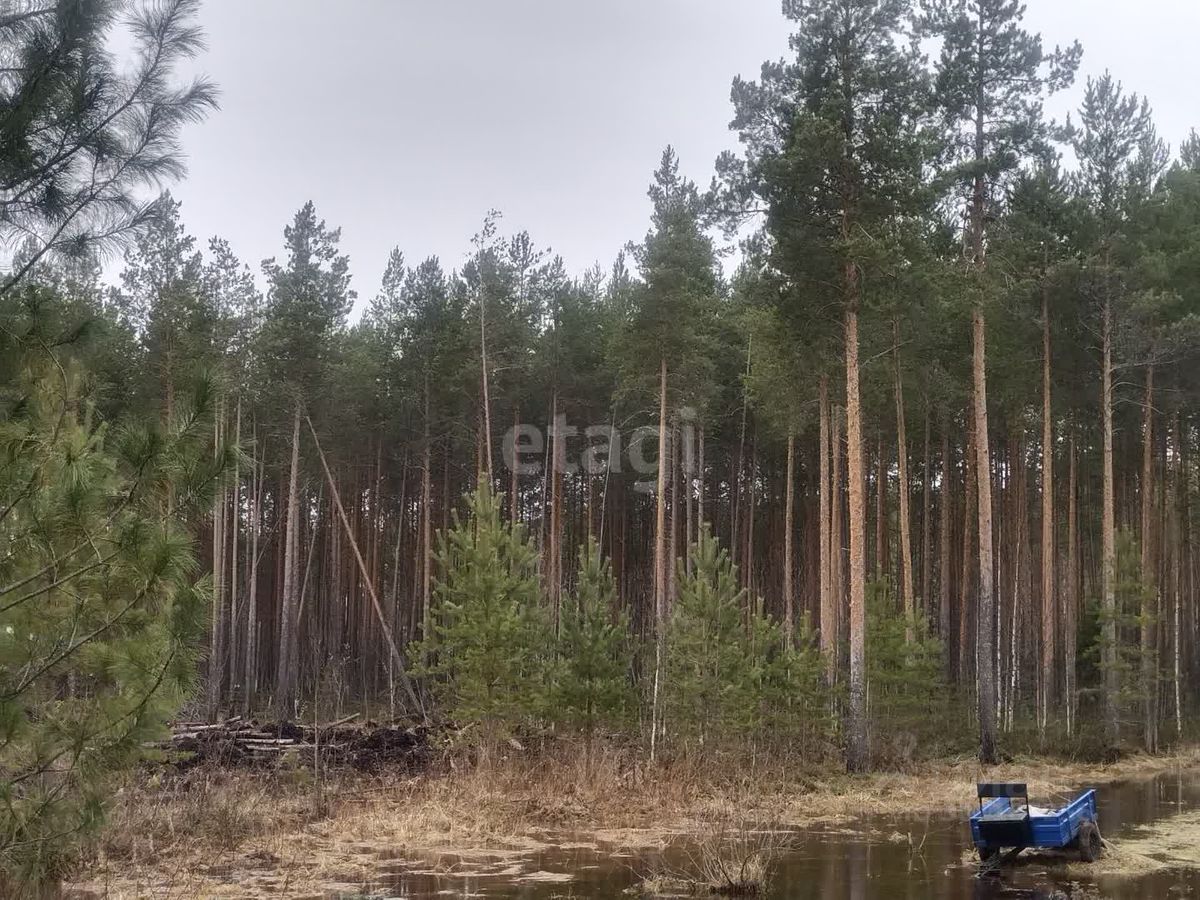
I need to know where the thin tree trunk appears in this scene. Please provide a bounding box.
[832,406,845,678]
[669,421,679,609]
[511,405,520,524]
[972,304,999,764]
[784,431,796,643]
[209,404,226,720]
[275,404,303,720]
[1101,291,1118,750]
[875,437,886,582]
[243,426,262,717]
[939,424,952,677]
[1065,434,1079,735]
[479,279,494,484]
[894,320,915,640]
[960,411,977,687]
[845,304,869,773]
[650,358,668,763]
[229,399,241,699]
[819,377,835,681]
[1040,288,1055,733]
[922,406,932,618]
[421,377,433,641]
[1171,415,1183,736]
[1141,364,1157,752]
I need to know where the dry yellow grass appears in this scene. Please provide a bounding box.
[67,744,1200,898]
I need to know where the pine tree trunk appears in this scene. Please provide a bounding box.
[745,434,756,601]
[511,405,520,524]
[243,426,261,717]
[422,377,433,641]
[229,399,241,701]
[922,407,932,619]
[208,405,226,721]
[832,407,845,677]
[1141,364,1157,752]
[960,410,977,687]
[875,438,886,582]
[479,281,494,484]
[1101,292,1119,750]
[784,431,796,644]
[549,391,562,629]
[276,403,303,720]
[1170,415,1183,736]
[1065,434,1079,735]
[972,305,999,764]
[845,304,869,773]
[1040,291,1055,733]
[819,377,835,681]
[894,320,915,640]
[668,421,679,610]
[940,425,952,677]
[650,358,668,762]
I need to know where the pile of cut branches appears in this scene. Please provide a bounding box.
[150,714,432,773]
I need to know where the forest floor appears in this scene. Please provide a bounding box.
[67,744,1200,899]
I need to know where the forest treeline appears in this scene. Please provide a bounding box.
[5,1,1200,882]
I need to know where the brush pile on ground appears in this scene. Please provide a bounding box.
[152,715,432,773]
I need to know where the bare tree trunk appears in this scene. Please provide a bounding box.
[275,403,303,720]
[1040,288,1055,733]
[669,421,679,610]
[732,339,752,566]
[922,407,932,620]
[209,403,226,721]
[243,425,262,717]
[875,437,886,582]
[479,281,494,485]
[845,304,869,773]
[421,377,432,641]
[819,377,835,681]
[784,431,796,644]
[960,410,977,688]
[894,320,915,641]
[832,406,845,678]
[1065,434,1078,735]
[698,426,706,537]
[1101,292,1119,750]
[939,425,952,676]
[745,434,756,602]
[229,399,241,700]
[1170,415,1183,736]
[650,358,668,763]
[1141,364,1157,752]
[549,391,562,630]
[972,304,999,764]
[511,405,520,524]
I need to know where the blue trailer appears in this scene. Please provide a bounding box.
[970,782,1103,865]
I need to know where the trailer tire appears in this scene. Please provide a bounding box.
[1078,820,1103,862]
[978,846,997,863]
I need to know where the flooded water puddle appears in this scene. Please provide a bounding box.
[347,769,1200,899]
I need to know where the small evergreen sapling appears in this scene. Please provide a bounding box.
[413,483,551,751]
[552,540,634,751]
[664,527,827,754]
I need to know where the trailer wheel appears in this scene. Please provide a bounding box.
[978,846,997,863]
[1078,821,1103,862]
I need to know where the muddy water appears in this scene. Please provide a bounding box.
[362,769,1200,899]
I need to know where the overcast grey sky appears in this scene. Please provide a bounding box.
[168,0,1200,311]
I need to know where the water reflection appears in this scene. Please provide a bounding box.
[365,768,1200,899]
